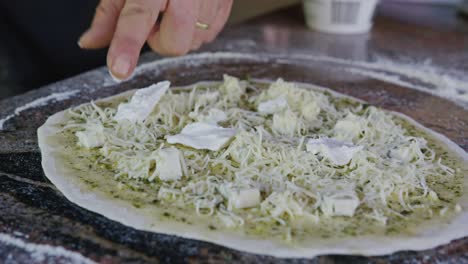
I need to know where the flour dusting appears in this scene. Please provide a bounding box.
[0,90,79,130]
[128,52,468,108]
[354,57,468,100]
[0,114,15,130]
[283,53,468,107]
[346,68,426,92]
[14,90,79,115]
[0,233,96,264]
[135,52,265,76]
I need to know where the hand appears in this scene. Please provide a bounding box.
[78,0,233,81]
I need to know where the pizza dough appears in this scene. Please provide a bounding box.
[38,76,468,258]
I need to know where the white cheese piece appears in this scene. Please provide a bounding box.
[75,122,105,148]
[321,194,360,217]
[219,75,246,103]
[114,81,170,122]
[264,79,324,123]
[190,108,228,124]
[225,134,250,163]
[259,191,305,218]
[229,188,261,209]
[272,109,300,137]
[389,139,426,163]
[153,147,184,181]
[196,91,219,107]
[266,78,295,99]
[167,122,237,151]
[258,97,288,114]
[301,101,321,122]
[306,138,363,166]
[333,113,367,142]
[204,109,228,123]
[389,145,412,162]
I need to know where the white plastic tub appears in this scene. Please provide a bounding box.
[303,0,379,34]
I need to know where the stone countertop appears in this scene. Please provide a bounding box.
[1,3,468,264]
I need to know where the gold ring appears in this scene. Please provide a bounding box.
[195,21,209,30]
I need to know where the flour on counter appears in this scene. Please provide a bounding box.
[0,233,96,264]
[135,52,266,76]
[282,53,468,107]
[129,52,468,109]
[346,68,424,92]
[0,90,79,130]
[0,114,15,130]
[350,57,468,101]
[356,59,468,107]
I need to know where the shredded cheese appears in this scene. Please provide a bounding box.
[65,76,460,238]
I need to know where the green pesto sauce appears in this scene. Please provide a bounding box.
[56,82,467,245]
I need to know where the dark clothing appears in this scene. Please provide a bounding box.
[0,0,107,98]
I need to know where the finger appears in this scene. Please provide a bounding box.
[107,0,165,80]
[147,0,198,56]
[190,39,202,51]
[190,0,219,50]
[78,0,125,49]
[204,0,233,43]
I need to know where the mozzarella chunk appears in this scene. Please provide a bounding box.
[272,109,301,137]
[153,147,184,181]
[229,188,261,209]
[205,109,228,123]
[266,78,296,99]
[306,138,363,166]
[260,79,326,123]
[167,122,237,151]
[225,133,251,163]
[190,108,228,124]
[301,101,321,122]
[195,91,219,107]
[333,113,368,142]
[261,191,304,218]
[219,75,246,103]
[114,81,170,122]
[258,97,288,114]
[389,139,426,163]
[75,122,105,148]
[321,194,360,217]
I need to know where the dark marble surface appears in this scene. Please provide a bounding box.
[1,3,468,264]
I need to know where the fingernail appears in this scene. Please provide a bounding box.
[111,55,132,79]
[78,30,90,48]
[108,68,122,83]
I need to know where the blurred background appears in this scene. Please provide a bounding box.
[0,0,467,100]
